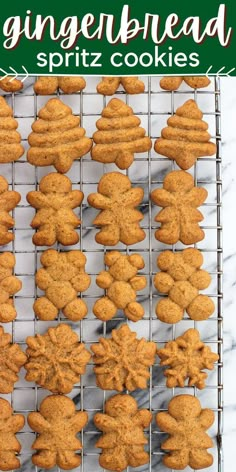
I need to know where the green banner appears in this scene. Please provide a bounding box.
[0,0,235,77]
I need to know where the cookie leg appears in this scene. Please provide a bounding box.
[125,302,144,322]
[56,223,79,246]
[128,445,150,467]
[0,303,16,322]
[95,225,120,246]
[115,151,134,170]
[63,298,88,321]
[32,450,57,468]
[57,450,81,469]
[187,294,215,321]
[156,298,183,323]
[32,224,56,246]
[0,451,21,470]
[99,447,128,471]
[93,297,117,321]
[189,449,213,469]
[163,449,189,469]
[34,297,58,320]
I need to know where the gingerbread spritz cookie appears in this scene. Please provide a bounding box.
[25,324,91,393]
[88,172,145,246]
[0,398,24,471]
[155,99,216,169]
[97,76,145,95]
[160,76,211,91]
[28,395,88,470]
[27,173,83,246]
[0,77,23,93]
[151,170,207,245]
[0,176,21,246]
[34,76,86,95]
[156,395,214,470]
[157,328,219,389]
[0,325,26,393]
[93,251,146,321]
[91,324,156,391]
[154,248,215,323]
[0,96,24,163]
[34,249,91,321]
[0,252,22,322]
[27,98,92,173]
[92,98,151,169]
[94,394,152,471]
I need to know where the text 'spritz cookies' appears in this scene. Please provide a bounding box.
[157,328,219,389]
[0,252,22,322]
[27,173,83,246]
[94,394,152,471]
[93,251,146,321]
[88,172,146,246]
[151,170,207,245]
[154,248,215,323]
[27,98,92,173]
[92,98,151,169]
[25,324,91,393]
[97,76,145,95]
[160,76,211,91]
[91,324,156,391]
[28,395,88,470]
[34,250,91,321]
[0,77,23,93]
[34,76,86,94]
[155,99,216,169]
[0,97,24,163]
[0,176,21,246]
[156,395,214,470]
[0,398,25,471]
[0,325,27,393]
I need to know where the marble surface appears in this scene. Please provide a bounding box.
[0,76,234,472]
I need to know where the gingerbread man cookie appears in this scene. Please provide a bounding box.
[0,176,21,245]
[0,252,22,322]
[0,96,24,163]
[0,398,24,471]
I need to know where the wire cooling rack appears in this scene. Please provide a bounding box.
[0,76,223,472]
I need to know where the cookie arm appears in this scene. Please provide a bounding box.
[130,276,146,291]
[156,412,178,433]
[199,409,215,429]
[27,192,48,209]
[63,191,84,209]
[1,192,21,211]
[70,411,88,432]
[87,193,111,210]
[134,410,152,428]
[151,189,175,207]
[94,413,118,432]
[120,188,144,207]
[185,187,208,207]
[28,412,50,432]
[96,271,113,289]
[35,268,53,290]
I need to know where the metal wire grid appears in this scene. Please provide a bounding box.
[0,76,223,472]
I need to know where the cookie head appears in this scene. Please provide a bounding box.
[105,394,137,417]
[98,172,131,197]
[40,395,75,420]
[39,173,72,194]
[168,395,201,420]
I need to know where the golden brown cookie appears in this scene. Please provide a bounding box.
[33,249,91,321]
[97,76,145,95]
[160,76,211,91]
[27,98,92,173]
[154,248,215,323]
[28,395,88,470]
[156,395,214,470]
[157,328,219,388]
[88,172,146,246]
[94,394,152,471]
[0,96,24,163]
[0,325,27,392]
[0,252,22,322]
[34,76,86,94]
[0,176,21,245]
[0,398,24,471]
[91,324,156,391]
[25,323,91,392]
[151,170,207,245]
[0,77,23,93]
[93,251,146,321]
[27,173,83,246]
[92,98,151,169]
[154,99,216,169]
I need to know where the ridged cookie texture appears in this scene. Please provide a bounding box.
[92,98,152,169]
[0,398,25,471]
[0,96,24,163]
[151,170,208,245]
[160,76,211,91]
[94,394,152,471]
[27,98,92,173]
[27,173,83,246]
[28,395,88,470]
[97,76,145,95]
[154,248,215,323]
[0,77,23,93]
[34,76,86,95]
[156,395,214,470]
[33,249,91,321]
[0,176,21,245]
[0,252,22,322]
[155,99,216,169]
[88,172,146,246]
[0,325,27,393]
[93,251,146,322]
